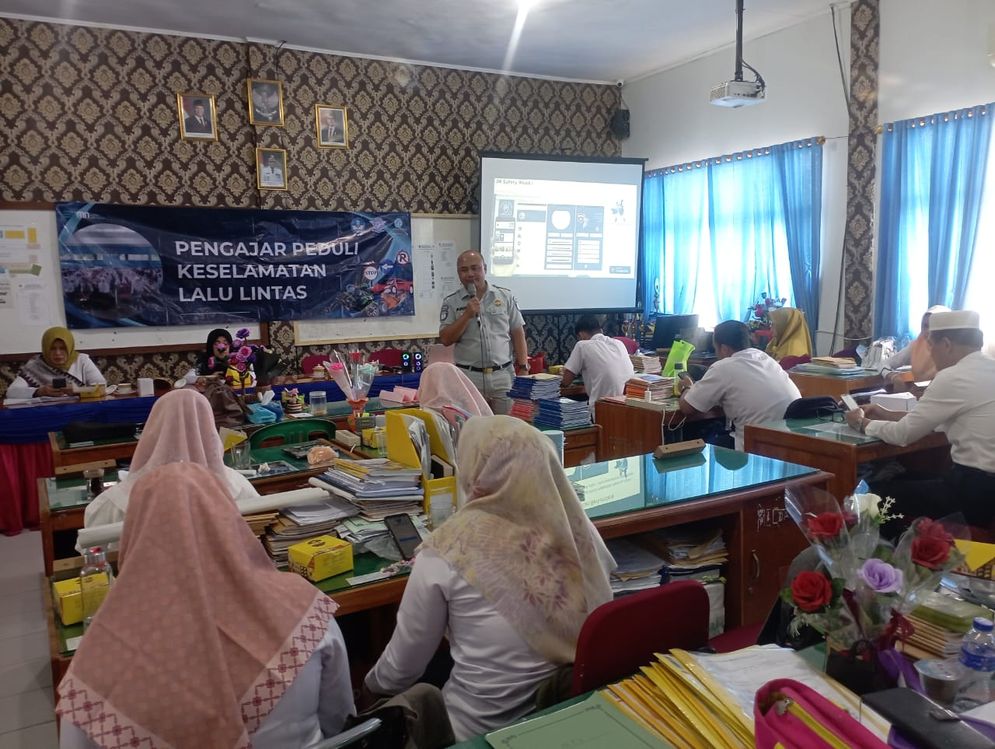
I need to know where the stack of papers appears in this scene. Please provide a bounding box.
[243,512,278,537]
[312,458,424,521]
[534,398,592,429]
[791,361,867,377]
[636,527,727,582]
[605,538,665,594]
[623,375,673,402]
[629,353,662,374]
[338,513,429,546]
[507,373,562,400]
[810,356,859,369]
[263,497,359,568]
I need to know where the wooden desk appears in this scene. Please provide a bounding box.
[44,447,830,691]
[745,418,950,500]
[563,424,600,466]
[788,372,884,399]
[595,399,722,460]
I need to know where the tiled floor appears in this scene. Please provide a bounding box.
[0,531,57,748]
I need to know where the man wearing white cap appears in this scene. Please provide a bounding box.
[845,310,995,528]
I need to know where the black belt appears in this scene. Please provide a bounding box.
[456,361,512,374]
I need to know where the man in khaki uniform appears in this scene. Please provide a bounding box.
[439,251,528,414]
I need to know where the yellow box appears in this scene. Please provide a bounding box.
[288,535,353,582]
[53,573,110,626]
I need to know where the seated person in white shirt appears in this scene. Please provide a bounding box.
[84,389,258,528]
[561,314,635,413]
[677,320,801,450]
[58,463,353,749]
[7,326,105,399]
[845,310,995,530]
[364,415,615,741]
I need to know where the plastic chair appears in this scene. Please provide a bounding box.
[248,418,335,449]
[369,347,403,369]
[301,353,331,375]
[613,336,639,355]
[571,580,709,695]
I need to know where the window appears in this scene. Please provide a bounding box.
[641,138,822,330]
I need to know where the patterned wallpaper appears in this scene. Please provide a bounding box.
[842,0,879,341]
[0,17,620,394]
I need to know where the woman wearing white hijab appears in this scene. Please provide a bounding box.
[364,416,613,740]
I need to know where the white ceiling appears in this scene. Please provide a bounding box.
[1,0,838,82]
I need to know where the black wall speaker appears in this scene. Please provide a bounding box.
[610,109,630,139]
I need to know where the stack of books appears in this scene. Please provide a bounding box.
[902,591,988,659]
[629,353,662,374]
[534,397,592,429]
[636,527,727,584]
[507,373,562,400]
[792,357,866,377]
[507,373,562,425]
[624,374,673,402]
[243,511,279,538]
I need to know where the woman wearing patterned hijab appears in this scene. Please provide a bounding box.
[365,415,614,740]
[7,326,105,399]
[58,463,353,749]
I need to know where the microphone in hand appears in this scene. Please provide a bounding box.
[464,283,481,323]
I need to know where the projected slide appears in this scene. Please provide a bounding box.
[489,178,637,280]
[565,457,644,514]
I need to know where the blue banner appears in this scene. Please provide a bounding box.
[56,202,414,328]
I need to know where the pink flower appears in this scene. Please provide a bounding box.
[239,346,253,358]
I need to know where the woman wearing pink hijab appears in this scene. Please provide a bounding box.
[57,463,353,748]
[417,362,492,417]
[84,389,258,528]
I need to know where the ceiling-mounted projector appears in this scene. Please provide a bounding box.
[710,0,766,108]
[710,80,765,108]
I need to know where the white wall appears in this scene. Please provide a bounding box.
[623,10,852,354]
[879,0,995,123]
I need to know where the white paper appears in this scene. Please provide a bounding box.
[0,269,11,308]
[14,277,51,326]
[0,225,30,263]
[435,240,461,297]
[414,242,437,301]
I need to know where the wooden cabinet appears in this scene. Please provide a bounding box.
[563,425,600,467]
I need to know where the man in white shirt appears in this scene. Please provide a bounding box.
[846,310,995,529]
[678,320,801,450]
[561,315,634,413]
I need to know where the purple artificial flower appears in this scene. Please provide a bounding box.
[858,558,904,593]
[233,352,247,364]
[236,328,251,339]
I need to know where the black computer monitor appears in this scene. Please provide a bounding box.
[650,313,699,351]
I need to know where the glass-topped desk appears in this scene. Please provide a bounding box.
[744,417,950,501]
[43,446,830,690]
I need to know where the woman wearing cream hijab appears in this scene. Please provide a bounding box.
[365,416,613,740]
[84,388,258,528]
[766,307,813,361]
[7,326,105,399]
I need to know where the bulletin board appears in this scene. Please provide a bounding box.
[0,208,263,356]
[292,214,478,345]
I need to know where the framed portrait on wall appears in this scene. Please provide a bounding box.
[177,93,218,140]
[256,147,288,190]
[247,79,285,126]
[315,104,349,148]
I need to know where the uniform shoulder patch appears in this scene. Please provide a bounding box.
[440,304,450,322]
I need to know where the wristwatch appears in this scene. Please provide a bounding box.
[515,362,528,373]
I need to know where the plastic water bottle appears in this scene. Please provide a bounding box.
[958,617,995,707]
[80,546,114,631]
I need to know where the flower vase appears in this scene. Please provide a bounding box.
[824,642,897,696]
[347,397,368,431]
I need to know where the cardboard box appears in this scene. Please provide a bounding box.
[53,573,110,625]
[288,535,353,582]
[870,392,917,412]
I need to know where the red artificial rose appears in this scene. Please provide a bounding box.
[791,571,834,613]
[806,512,844,540]
[911,535,952,570]
[916,518,954,544]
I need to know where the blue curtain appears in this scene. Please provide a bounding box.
[773,141,823,328]
[875,103,993,338]
[640,138,822,328]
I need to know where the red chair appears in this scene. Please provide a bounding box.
[571,580,709,695]
[300,353,331,374]
[613,336,639,355]
[369,347,403,369]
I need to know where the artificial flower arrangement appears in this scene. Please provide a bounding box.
[218,328,286,388]
[747,292,787,331]
[782,482,964,693]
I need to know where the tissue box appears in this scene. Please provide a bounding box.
[870,392,917,412]
[288,535,353,582]
[53,574,111,625]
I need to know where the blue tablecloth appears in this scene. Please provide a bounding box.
[0,373,422,444]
